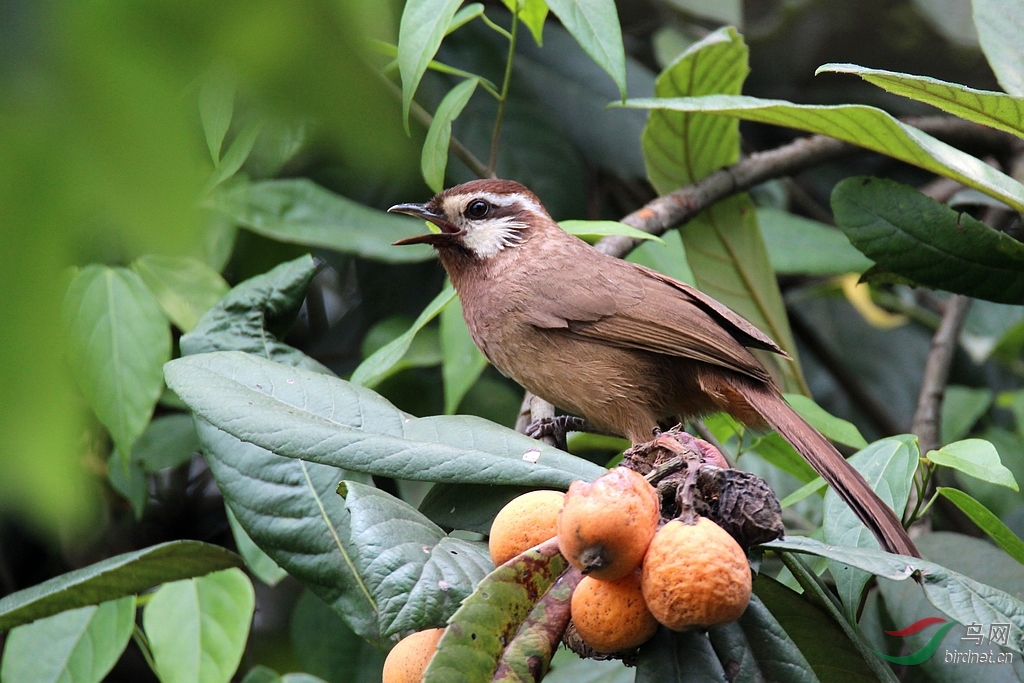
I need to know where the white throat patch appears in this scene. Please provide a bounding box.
[442,191,543,259]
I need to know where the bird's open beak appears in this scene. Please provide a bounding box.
[388,203,461,246]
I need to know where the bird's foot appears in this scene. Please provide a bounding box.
[525,415,597,451]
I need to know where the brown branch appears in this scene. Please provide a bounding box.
[912,295,972,455]
[514,392,556,446]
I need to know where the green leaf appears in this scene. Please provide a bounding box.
[545,649,633,683]
[822,435,919,622]
[397,0,465,130]
[289,590,386,683]
[936,488,1024,565]
[831,177,1024,305]
[636,628,728,682]
[362,316,442,372]
[107,449,148,519]
[626,228,695,284]
[780,478,827,509]
[544,0,627,100]
[132,255,230,333]
[734,594,820,683]
[817,63,1024,139]
[166,351,606,488]
[225,505,288,587]
[129,413,200,473]
[764,535,1024,654]
[929,438,1019,490]
[240,667,331,683]
[519,0,550,45]
[62,265,171,459]
[558,219,665,244]
[423,538,568,683]
[418,484,532,534]
[784,394,869,449]
[0,597,135,683]
[205,118,263,193]
[640,28,803,392]
[207,179,434,263]
[371,40,498,93]
[180,255,329,373]
[973,0,1024,97]
[747,432,819,484]
[941,386,994,445]
[198,64,236,163]
[449,3,485,34]
[753,575,875,683]
[757,208,873,276]
[351,285,456,388]
[0,541,242,633]
[622,94,1024,213]
[441,296,489,414]
[422,79,478,193]
[143,568,255,683]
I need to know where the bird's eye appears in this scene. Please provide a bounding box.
[465,199,490,219]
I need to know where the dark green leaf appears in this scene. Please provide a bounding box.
[62,265,171,458]
[0,541,242,633]
[635,628,728,683]
[130,413,200,473]
[132,255,230,332]
[784,394,869,449]
[706,622,759,683]
[559,220,665,244]
[942,386,994,445]
[423,538,567,683]
[972,0,1024,97]
[419,484,533,534]
[351,286,455,388]
[225,505,288,587]
[818,63,1024,138]
[241,667,332,683]
[544,0,627,100]
[143,568,255,683]
[0,596,135,683]
[165,351,605,488]
[107,450,148,520]
[831,177,1024,304]
[398,0,465,128]
[289,589,386,683]
[422,79,478,193]
[207,180,434,263]
[732,593,820,683]
[936,488,1024,565]
[757,208,873,276]
[440,297,488,414]
[180,254,329,373]
[623,95,1024,212]
[823,435,919,622]
[545,649,633,683]
[929,438,1019,490]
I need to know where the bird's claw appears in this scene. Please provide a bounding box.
[525,415,596,450]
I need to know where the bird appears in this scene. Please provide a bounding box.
[388,178,919,558]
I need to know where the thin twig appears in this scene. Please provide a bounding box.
[486,2,519,177]
[911,295,972,455]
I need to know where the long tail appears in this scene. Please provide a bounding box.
[730,379,920,558]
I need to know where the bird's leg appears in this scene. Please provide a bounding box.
[525,415,600,451]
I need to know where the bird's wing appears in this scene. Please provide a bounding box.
[523,254,779,382]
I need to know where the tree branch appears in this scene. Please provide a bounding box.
[912,295,972,455]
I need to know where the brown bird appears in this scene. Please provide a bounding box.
[389,179,918,558]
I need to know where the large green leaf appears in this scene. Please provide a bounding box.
[622,94,1024,213]
[440,296,489,414]
[973,0,1024,97]
[640,27,803,392]
[544,0,627,100]
[398,0,465,129]
[784,393,868,449]
[0,541,241,633]
[756,208,873,276]
[822,435,919,622]
[423,538,568,683]
[831,177,1024,304]
[206,179,434,263]
[818,63,1024,138]
[132,255,229,332]
[422,79,478,193]
[0,596,135,683]
[763,536,1024,653]
[936,487,1024,565]
[635,628,728,682]
[62,265,171,459]
[225,505,288,587]
[143,568,255,683]
[180,255,329,373]
[418,483,532,534]
[289,590,386,683]
[545,649,634,683]
[165,351,604,488]
[928,438,1019,490]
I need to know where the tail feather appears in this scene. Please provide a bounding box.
[739,383,920,558]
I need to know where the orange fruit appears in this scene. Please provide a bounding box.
[571,571,658,653]
[382,628,445,683]
[489,490,565,566]
[558,467,660,581]
[641,518,751,630]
